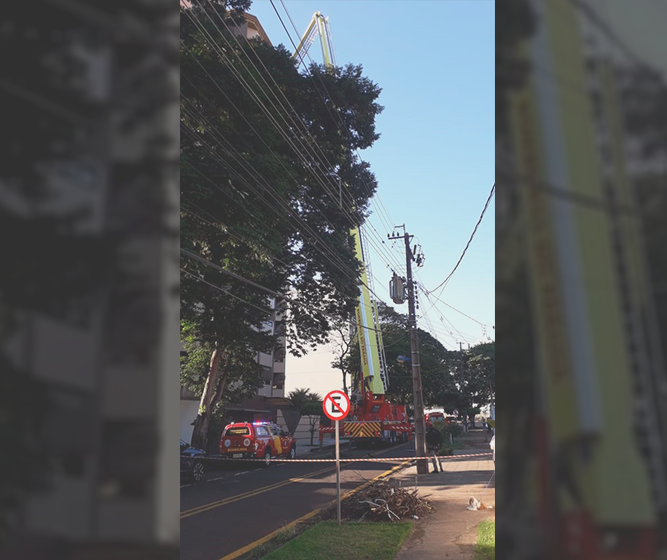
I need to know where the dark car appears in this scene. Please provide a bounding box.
[181,439,206,483]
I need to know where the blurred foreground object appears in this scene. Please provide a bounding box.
[0,0,179,555]
[497,0,667,558]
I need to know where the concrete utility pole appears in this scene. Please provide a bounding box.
[458,341,467,432]
[389,228,427,474]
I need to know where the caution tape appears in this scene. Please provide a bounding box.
[201,452,493,463]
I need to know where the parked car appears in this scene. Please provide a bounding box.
[219,422,296,467]
[181,440,206,483]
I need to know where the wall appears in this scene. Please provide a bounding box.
[180,400,200,444]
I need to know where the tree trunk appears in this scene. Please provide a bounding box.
[190,342,224,450]
[342,370,348,395]
[309,417,318,446]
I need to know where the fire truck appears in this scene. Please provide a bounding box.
[317,222,413,446]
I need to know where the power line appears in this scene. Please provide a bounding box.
[181,268,273,315]
[182,4,406,337]
[181,20,387,279]
[183,16,346,215]
[426,183,495,296]
[181,132,396,319]
[182,95,404,310]
[271,0,399,236]
[182,83,404,282]
[181,248,285,297]
[182,264,386,335]
[180,113,361,282]
[188,5,358,217]
[418,284,493,328]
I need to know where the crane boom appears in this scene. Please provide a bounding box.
[292,12,387,397]
[291,11,336,69]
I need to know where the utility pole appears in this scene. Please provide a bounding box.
[458,341,467,432]
[388,227,427,474]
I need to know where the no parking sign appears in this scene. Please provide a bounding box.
[323,390,350,421]
[323,389,350,525]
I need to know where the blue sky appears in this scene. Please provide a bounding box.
[246,0,495,393]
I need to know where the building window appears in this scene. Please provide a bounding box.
[260,365,272,381]
[273,348,285,363]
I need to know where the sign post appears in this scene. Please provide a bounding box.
[323,390,351,525]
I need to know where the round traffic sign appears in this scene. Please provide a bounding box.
[323,390,351,421]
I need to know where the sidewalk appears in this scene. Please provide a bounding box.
[391,440,495,559]
[301,437,353,457]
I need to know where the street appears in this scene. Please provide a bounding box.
[180,441,415,560]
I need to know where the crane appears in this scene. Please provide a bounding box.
[291,12,412,445]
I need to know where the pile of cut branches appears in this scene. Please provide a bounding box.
[342,480,433,522]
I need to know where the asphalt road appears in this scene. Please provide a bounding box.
[180,441,415,560]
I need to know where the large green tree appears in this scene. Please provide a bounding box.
[344,302,458,408]
[287,388,322,413]
[343,302,494,428]
[449,342,495,428]
[180,0,383,449]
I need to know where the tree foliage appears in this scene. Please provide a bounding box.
[329,317,357,394]
[287,388,322,414]
[180,0,384,449]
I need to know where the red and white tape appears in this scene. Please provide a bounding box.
[202,452,493,463]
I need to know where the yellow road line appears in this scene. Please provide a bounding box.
[219,459,413,560]
[181,466,334,519]
[183,444,409,519]
[218,508,322,560]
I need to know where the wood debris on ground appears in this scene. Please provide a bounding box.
[338,480,433,522]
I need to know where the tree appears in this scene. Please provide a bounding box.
[345,302,458,408]
[300,401,324,445]
[181,0,383,449]
[288,389,322,445]
[329,318,357,395]
[343,301,494,431]
[287,388,322,412]
[450,342,495,428]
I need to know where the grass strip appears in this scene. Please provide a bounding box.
[261,521,413,560]
[475,519,495,560]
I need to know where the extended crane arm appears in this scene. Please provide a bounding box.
[291,9,385,398]
[291,11,335,69]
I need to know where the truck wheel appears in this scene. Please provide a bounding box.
[263,450,272,468]
[288,446,296,460]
